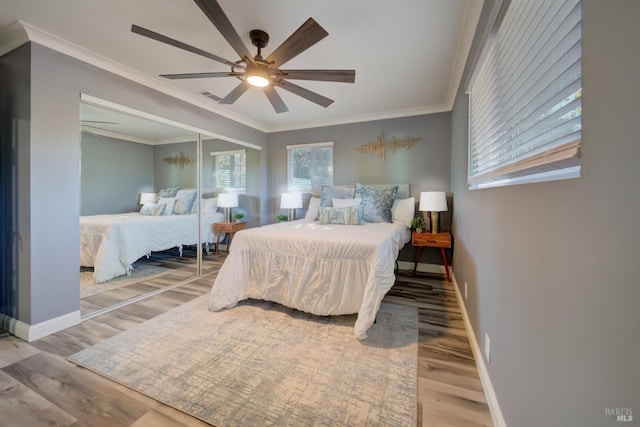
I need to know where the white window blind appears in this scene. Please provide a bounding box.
[210,149,246,192]
[468,0,582,188]
[286,142,334,192]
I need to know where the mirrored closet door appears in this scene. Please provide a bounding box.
[79,99,201,317]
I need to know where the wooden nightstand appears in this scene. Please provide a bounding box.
[213,222,247,254]
[412,231,452,282]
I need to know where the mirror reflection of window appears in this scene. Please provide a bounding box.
[211,149,246,192]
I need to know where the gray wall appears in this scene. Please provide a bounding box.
[81,132,154,215]
[5,40,267,326]
[266,114,451,215]
[450,1,640,426]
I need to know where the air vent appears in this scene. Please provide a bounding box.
[201,91,221,102]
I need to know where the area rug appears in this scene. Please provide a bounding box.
[69,294,418,426]
[80,263,172,298]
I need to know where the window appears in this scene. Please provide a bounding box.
[468,0,582,189]
[211,149,246,192]
[287,142,334,192]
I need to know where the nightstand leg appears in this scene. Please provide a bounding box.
[413,247,422,277]
[441,247,451,282]
[215,233,221,255]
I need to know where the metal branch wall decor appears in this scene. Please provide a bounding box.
[163,151,195,169]
[356,132,422,160]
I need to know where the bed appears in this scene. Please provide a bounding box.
[208,184,414,340]
[81,190,224,283]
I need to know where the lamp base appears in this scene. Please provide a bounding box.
[431,211,440,234]
[287,209,296,222]
[224,207,231,223]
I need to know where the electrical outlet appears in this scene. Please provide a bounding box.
[464,282,468,300]
[485,333,491,363]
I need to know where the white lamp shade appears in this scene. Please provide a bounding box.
[139,192,157,205]
[280,192,303,209]
[217,193,238,208]
[419,191,448,212]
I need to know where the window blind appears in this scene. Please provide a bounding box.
[468,0,582,187]
[211,149,246,192]
[286,142,334,192]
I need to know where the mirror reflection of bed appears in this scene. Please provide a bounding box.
[79,99,258,318]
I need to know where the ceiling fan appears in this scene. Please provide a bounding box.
[131,0,355,113]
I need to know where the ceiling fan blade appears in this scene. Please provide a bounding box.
[131,24,237,67]
[219,81,251,104]
[193,0,255,64]
[201,90,222,101]
[266,18,329,68]
[160,72,236,79]
[276,80,334,108]
[277,69,356,83]
[81,120,118,125]
[263,87,289,114]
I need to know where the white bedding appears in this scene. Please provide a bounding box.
[80,211,224,283]
[208,220,411,340]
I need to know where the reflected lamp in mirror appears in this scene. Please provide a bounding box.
[419,191,448,234]
[139,192,157,205]
[280,192,303,221]
[218,193,239,223]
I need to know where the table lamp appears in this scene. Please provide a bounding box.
[139,192,157,205]
[419,191,448,234]
[218,193,238,223]
[280,192,303,221]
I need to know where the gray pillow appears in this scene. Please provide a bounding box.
[157,187,181,199]
[355,183,398,223]
[173,192,196,215]
[317,185,356,220]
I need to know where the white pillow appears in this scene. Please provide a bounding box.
[332,197,361,208]
[392,197,415,227]
[304,197,321,222]
[157,197,177,215]
[202,197,218,215]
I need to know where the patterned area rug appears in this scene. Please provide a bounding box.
[80,263,172,298]
[69,295,418,426]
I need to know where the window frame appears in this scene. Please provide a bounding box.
[467,0,582,189]
[286,142,334,193]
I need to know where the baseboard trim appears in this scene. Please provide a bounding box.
[0,310,81,342]
[450,272,507,427]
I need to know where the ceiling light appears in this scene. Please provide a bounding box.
[246,63,270,87]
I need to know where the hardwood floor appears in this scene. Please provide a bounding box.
[0,267,493,426]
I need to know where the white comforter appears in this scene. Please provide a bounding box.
[80,211,224,283]
[208,220,410,340]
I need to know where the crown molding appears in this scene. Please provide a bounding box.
[266,104,451,133]
[1,20,268,132]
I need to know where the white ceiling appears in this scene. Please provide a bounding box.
[0,0,483,134]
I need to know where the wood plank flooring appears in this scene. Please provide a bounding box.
[1,267,493,426]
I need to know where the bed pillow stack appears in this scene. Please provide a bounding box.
[174,189,197,215]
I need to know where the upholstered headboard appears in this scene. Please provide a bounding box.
[311,184,410,199]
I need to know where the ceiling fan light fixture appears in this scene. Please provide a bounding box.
[246,63,270,87]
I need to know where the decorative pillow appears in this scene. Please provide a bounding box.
[157,187,181,199]
[202,197,218,215]
[332,197,361,208]
[318,205,364,225]
[317,185,356,220]
[140,202,165,216]
[392,197,415,227]
[173,192,197,215]
[157,197,176,215]
[355,183,399,223]
[305,197,321,222]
